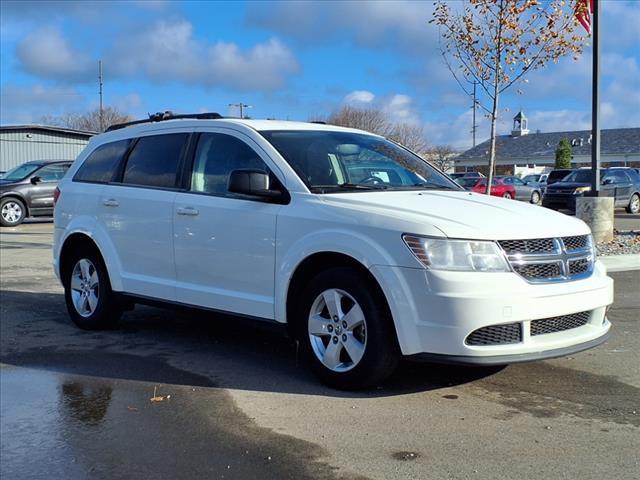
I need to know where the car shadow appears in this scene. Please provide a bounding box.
[0,290,504,398]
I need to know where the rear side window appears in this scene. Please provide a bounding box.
[122,134,188,188]
[74,140,131,183]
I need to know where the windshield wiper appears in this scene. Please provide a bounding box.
[338,183,388,190]
[411,183,460,191]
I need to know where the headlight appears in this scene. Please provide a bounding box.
[575,186,591,194]
[402,235,511,272]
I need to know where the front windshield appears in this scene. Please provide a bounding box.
[562,169,604,183]
[260,130,461,193]
[0,163,40,181]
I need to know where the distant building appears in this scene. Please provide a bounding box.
[0,125,94,172]
[455,111,640,176]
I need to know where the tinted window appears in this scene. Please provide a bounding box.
[36,163,69,182]
[191,133,270,195]
[122,134,188,188]
[75,140,131,183]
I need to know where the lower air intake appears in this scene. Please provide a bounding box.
[466,323,522,346]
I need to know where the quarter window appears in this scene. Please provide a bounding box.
[122,134,188,188]
[74,140,131,183]
[190,133,271,195]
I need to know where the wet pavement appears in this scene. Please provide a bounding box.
[1,223,639,480]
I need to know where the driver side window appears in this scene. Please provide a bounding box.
[36,163,69,182]
[191,133,271,196]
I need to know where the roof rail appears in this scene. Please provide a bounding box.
[106,111,223,132]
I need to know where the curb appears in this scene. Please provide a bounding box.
[599,254,640,273]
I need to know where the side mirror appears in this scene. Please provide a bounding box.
[228,169,287,202]
[601,178,614,185]
[30,176,42,185]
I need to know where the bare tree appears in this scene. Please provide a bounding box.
[326,106,428,154]
[432,0,587,194]
[425,145,456,171]
[388,123,429,155]
[40,106,133,133]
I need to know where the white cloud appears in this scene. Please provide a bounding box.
[15,27,94,82]
[106,20,299,91]
[344,90,375,104]
[0,84,85,123]
[247,1,437,55]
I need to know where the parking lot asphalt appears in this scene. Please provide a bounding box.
[1,223,639,480]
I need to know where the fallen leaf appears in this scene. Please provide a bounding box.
[127,406,139,412]
[150,396,164,402]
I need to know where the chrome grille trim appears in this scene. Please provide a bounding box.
[531,311,591,336]
[498,235,594,283]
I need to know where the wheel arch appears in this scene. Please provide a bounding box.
[284,251,394,339]
[0,193,29,217]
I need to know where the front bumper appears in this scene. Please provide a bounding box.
[542,193,580,211]
[370,261,613,360]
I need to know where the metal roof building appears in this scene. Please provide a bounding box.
[456,112,640,174]
[0,125,95,173]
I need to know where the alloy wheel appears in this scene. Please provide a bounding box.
[308,288,367,372]
[70,258,100,317]
[1,201,23,224]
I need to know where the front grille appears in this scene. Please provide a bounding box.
[568,258,590,275]
[499,238,555,254]
[466,323,522,346]
[499,235,593,283]
[562,235,589,251]
[531,311,591,336]
[513,262,562,279]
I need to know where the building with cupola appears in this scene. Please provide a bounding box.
[455,111,640,176]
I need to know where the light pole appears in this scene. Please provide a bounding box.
[228,103,252,119]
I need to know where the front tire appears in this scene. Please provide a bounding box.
[503,192,513,199]
[0,198,26,227]
[63,246,122,330]
[297,267,400,389]
[627,193,640,214]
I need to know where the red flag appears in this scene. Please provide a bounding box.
[576,0,594,34]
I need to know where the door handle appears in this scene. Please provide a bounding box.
[103,199,119,207]
[176,207,199,216]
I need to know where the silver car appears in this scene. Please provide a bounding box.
[496,175,542,204]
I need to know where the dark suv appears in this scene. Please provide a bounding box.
[0,160,72,226]
[542,168,640,213]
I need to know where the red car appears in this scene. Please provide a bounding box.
[456,177,516,199]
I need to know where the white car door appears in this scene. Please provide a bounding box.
[99,132,189,300]
[173,131,283,319]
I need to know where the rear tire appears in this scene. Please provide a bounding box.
[63,245,122,330]
[626,193,640,214]
[0,198,26,227]
[530,191,541,204]
[296,267,400,389]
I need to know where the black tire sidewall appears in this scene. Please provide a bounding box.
[531,191,540,204]
[296,267,399,389]
[63,246,120,330]
[0,198,26,227]
[628,194,640,214]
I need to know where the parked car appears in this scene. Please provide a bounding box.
[0,160,72,226]
[522,173,549,193]
[449,171,484,180]
[542,167,640,213]
[53,114,612,389]
[546,169,575,187]
[456,176,517,199]
[496,175,543,204]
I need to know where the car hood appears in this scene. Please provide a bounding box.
[0,179,21,188]
[546,182,588,190]
[321,190,590,240]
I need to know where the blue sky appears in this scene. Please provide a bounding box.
[1,0,638,150]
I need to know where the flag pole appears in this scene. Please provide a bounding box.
[589,0,600,195]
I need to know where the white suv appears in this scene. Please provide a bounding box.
[53,113,613,389]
